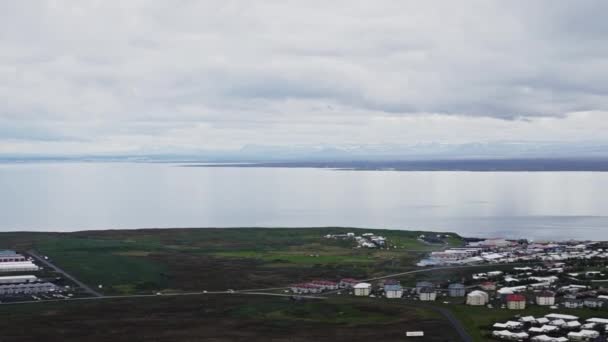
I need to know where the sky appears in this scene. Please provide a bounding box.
[1,1,608,157]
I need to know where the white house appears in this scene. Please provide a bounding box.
[466,290,489,306]
[353,283,371,296]
[536,291,556,306]
[567,330,599,341]
[419,288,436,301]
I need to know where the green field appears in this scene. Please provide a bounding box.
[0,295,461,342]
[0,227,461,295]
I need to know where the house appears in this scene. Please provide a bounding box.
[448,283,466,297]
[583,298,606,308]
[353,283,371,296]
[290,283,321,294]
[536,291,556,306]
[492,330,528,341]
[530,336,567,342]
[309,280,338,291]
[506,294,526,310]
[562,321,581,330]
[339,278,358,288]
[466,290,489,306]
[545,314,579,321]
[384,279,403,299]
[567,330,600,341]
[562,299,584,309]
[419,287,436,301]
[480,281,496,291]
[529,325,559,334]
[415,281,433,294]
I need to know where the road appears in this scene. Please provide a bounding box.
[19,252,532,341]
[27,250,103,297]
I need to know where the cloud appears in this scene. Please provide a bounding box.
[0,1,607,154]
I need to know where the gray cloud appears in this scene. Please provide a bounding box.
[1,1,608,154]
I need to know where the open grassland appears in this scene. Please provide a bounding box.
[0,228,462,295]
[0,295,458,342]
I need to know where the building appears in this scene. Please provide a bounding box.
[562,299,583,309]
[309,280,338,291]
[492,330,528,341]
[419,287,436,301]
[506,294,526,310]
[567,330,600,341]
[290,283,321,294]
[448,283,466,297]
[480,281,496,291]
[384,279,403,298]
[536,291,556,306]
[0,282,58,295]
[583,298,606,308]
[339,278,358,288]
[466,290,489,306]
[415,281,433,294]
[0,253,27,263]
[530,336,567,342]
[0,262,39,273]
[353,283,371,296]
[0,275,38,284]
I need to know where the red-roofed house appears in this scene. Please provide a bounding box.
[506,294,526,310]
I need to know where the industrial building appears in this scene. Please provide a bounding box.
[0,282,58,295]
[0,275,38,284]
[0,261,39,273]
[0,252,27,263]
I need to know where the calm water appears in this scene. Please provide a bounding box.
[1,162,607,240]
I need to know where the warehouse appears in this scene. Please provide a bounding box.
[0,282,58,295]
[0,275,38,284]
[0,253,27,263]
[0,262,39,273]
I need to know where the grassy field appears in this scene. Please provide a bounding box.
[0,295,459,342]
[0,227,462,295]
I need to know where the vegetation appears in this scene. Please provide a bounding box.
[0,295,458,342]
[0,227,462,295]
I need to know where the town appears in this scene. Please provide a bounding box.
[292,234,608,341]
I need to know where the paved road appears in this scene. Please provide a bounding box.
[0,290,326,306]
[19,253,532,341]
[27,250,103,297]
[414,303,473,342]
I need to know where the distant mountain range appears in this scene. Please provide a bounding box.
[2,142,608,165]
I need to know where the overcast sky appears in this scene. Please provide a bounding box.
[1,1,608,156]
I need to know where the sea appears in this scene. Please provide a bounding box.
[1,162,607,240]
